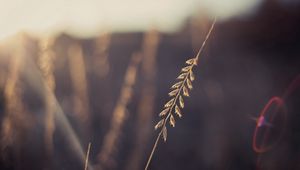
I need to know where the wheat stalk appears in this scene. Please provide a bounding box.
[38,36,56,157]
[1,51,23,148]
[1,34,29,148]
[1,35,36,169]
[97,52,142,169]
[93,32,111,78]
[126,29,160,170]
[144,17,216,170]
[68,43,91,136]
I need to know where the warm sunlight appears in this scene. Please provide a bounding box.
[0,0,261,39]
[0,0,299,170]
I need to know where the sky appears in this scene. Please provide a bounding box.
[0,0,262,39]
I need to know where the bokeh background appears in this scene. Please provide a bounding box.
[0,0,300,169]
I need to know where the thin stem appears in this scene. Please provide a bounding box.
[144,131,163,170]
[195,17,217,61]
[84,142,91,170]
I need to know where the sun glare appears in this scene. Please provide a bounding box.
[0,0,261,39]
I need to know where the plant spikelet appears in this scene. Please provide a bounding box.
[145,17,216,170]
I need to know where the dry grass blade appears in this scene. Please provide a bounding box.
[144,17,216,170]
[84,142,92,170]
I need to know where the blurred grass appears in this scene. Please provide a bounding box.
[0,2,300,169]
